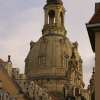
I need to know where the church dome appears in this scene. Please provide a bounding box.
[24,0,85,97]
[25,35,73,78]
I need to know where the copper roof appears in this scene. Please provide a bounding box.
[89,3,100,24]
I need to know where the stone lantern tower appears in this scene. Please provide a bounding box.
[42,0,66,36]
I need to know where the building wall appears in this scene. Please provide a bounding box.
[95,31,100,100]
[0,67,26,100]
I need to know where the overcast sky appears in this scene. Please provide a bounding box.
[0,0,98,87]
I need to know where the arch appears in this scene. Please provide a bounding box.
[48,10,55,24]
[60,12,64,25]
[75,88,80,96]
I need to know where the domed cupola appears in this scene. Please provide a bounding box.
[25,0,73,80]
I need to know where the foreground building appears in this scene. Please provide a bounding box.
[86,2,100,100]
[0,57,27,100]
[0,0,95,100]
[0,56,53,100]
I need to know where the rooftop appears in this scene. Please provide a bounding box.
[89,3,100,24]
[86,3,100,52]
[0,59,5,63]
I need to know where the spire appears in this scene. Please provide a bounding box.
[47,0,63,5]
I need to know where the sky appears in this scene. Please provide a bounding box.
[0,0,98,87]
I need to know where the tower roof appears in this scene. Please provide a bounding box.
[47,0,63,5]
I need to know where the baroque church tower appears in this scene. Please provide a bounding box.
[25,0,85,99]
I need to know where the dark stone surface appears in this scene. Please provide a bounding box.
[47,0,63,5]
[65,96,75,100]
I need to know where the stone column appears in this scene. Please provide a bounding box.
[45,10,48,25]
[0,80,2,89]
[55,9,60,27]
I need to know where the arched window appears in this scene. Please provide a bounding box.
[60,12,64,25]
[48,10,55,24]
[75,88,80,96]
[38,56,46,65]
[0,80,2,89]
[91,91,95,100]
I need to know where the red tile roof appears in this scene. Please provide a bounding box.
[89,3,100,24]
[0,59,5,63]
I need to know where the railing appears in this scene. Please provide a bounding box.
[15,80,54,100]
[29,67,66,77]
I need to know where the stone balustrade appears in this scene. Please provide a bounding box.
[0,88,17,100]
[11,67,53,100]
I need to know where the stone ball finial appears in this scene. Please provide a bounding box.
[8,55,11,62]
